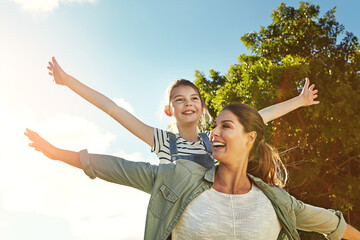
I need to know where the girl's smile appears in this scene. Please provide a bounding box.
[169,85,204,125]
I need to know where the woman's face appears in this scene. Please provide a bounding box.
[210,109,255,164]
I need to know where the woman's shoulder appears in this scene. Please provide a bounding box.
[248,174,292,202]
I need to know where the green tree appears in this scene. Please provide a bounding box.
[196,2,360,238]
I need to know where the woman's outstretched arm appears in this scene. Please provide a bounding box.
[24,128,82,168]
[25,128,157,193]
[343,224,360,240]
[47,57,154,147]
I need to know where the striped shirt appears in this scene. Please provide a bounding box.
[151,128,211,163]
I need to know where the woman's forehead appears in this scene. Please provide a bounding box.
[216,110,238,123]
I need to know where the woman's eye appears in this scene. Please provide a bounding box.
[222,124,230,128]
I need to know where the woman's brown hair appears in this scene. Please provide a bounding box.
[222,103,288,187]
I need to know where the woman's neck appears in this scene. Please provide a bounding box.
[214,162,251,194]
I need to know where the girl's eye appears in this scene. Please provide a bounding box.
[192,97,200,101]
[175,98,183,102]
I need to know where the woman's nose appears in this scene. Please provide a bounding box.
[210,127,219,137]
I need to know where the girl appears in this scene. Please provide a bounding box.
[24,103,360,239]
[47,57,319,166]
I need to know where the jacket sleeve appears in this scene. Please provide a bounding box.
[79,149,158,194]
[291,196,347,240]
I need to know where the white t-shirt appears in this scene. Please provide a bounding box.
[172,184,282,240]
[151,128,211,163]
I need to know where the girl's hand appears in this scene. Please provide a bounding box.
[47,56,69,86]
[299,77,320,106]
[24,128,58,160]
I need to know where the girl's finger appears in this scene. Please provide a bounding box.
[313,94,318,99]
[303,78,310,89]
[313,89,318,94]
[52,56,58,66]
[48,72,53,76]
[309,84,315,90]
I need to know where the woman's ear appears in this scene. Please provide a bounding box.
[164,105,172,117]
[247,131,257,145]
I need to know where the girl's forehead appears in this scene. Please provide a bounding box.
[171,85,199,97]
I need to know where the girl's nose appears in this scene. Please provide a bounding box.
[184,99,192,106]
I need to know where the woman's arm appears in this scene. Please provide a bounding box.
[291,195,348,239]
[258,78,319,124]
[47,57,154,147]
[24,128,81,168]
[25,128,157,193]
[342,224,360,240]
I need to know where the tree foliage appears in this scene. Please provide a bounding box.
[195,2,360,238]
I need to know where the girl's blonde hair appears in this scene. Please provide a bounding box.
[166,79,212,132]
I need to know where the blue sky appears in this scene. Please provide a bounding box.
[1,0,359,239]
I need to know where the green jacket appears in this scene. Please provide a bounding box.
[79,150,347,240]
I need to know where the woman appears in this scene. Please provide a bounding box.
[25,103,360,239]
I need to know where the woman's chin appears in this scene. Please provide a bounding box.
[212,151,225,162]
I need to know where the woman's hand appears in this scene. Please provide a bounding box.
[47,56,69,86]
[299,77,320,106]
[24,128,58,160]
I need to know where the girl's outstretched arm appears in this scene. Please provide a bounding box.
[258,77,319,124]
[24,128,82,169]
[47,57,154,147]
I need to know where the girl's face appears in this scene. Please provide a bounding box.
[210,110,256,165]
[169,85,204,126]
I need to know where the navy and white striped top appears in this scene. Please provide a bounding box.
[151,128,211,163]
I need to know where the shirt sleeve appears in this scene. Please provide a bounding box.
[291,196,347,240]
[79,149,158,194]
[151,128,167,154]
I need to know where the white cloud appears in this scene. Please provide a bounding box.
[10,0,95,13]
[0,103,150,239]
[0,219,8,229]
[36,113,116,153]
[113,150,159,164]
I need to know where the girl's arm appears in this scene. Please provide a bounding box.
[24,128,82,168]
[258,78,319,124]
[343,224,360,240]
[47,57,154,147]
